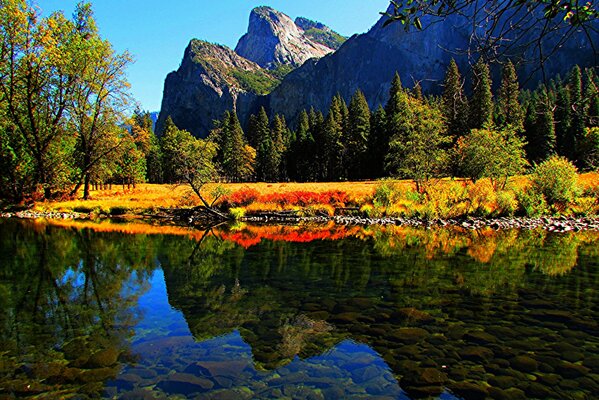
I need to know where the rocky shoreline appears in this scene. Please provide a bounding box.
[3,209,599,233]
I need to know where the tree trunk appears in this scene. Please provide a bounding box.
[83,173,91,200]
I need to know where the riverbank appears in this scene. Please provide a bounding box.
[2,173,598,230]
[2,208,599,233]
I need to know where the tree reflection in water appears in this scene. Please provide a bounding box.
[0,218,598,399]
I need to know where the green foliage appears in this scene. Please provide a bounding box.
[229,207,246,220]
[386,95,450,193]
[373,181,401,208]
[442,59,469,140]
[532,155,580,205]
[579,127,599,170]
[0,0,132,201]
[496,61,523,129]
[161,118,219,207]
[526,87,556,163]
[344,90,371,179]
[231,69,279,95]
[367,106,388,178]
[270,64,295,80]
[303,27,346,49]
[221,112,254,182]
[469,59,493,129]
[517,187,548,217]
[496,189,519,216]
[456,125,528,189]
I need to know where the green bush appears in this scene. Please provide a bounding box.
[229,207,246,220]
[495,190,518,216]
[373,182,400,208]
[532,156,579,205]
[517,188,548,217]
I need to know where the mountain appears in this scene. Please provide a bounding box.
[235,6,335,70]
[294,17,346,50]
[156,40,275,138]
[157,7,339,137]
[158,5,598,137]
[268,8,599,125]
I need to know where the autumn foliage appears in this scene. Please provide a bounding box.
[221,189,350,208]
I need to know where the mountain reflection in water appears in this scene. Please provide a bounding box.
[0,218,598,399]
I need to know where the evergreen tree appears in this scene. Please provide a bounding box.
[496,60,523,129]
[160,116,181,183]
[469,59,493,129]
[146,132,163,183]
[308,108,326,180]
[222,112,253,182]
[442,59,469,141]
[526,87,556,164]
[569,65,585,159]
[413,81,423,101]
[584,68,599,127]
[254,107,272,181]
[322,107,345,181]
[555,84,573,158]
[292,110,316,181]
[384,72,411,174]
[345,89,371,179]
[367,105,388,178]
[246,114,259,149]
[387,96,450,193]
[271,114,287,180]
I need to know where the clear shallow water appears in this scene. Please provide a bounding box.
[0,219,598,399]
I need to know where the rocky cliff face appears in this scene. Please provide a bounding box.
[158,5,598,138]
[155,40,272,138]
[268,7,599,126]
[235,6,334,69]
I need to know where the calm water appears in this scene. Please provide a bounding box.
[1,219,598,399]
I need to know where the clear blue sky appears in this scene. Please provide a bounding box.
[37,0,390,112]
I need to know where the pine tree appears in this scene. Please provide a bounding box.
[222,112,252,182]
[442,59,469,141]
[291,110,312,181]
[255,107,272,181]
[569,65,585,160]
[496,60,523,129]
[367,105,387,178]
[526,87,556,164]
[384,72,411,174]
[271,114,287,181]
[160,116,180,183]
[308,108,326,180]
[555,84,573,158]
[322,98,345,180]
[413,81,423,101]
[584,68,599,127]
[345,90,371,179]
[469,59,493,129]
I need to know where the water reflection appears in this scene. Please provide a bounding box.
[0,219,598,399]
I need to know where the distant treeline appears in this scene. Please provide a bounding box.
[157,60,599,187]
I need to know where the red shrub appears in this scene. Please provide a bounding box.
[223,188,260,207]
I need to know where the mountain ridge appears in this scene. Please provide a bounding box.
[157,5,599,137]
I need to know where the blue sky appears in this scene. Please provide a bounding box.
[37,0,390,112]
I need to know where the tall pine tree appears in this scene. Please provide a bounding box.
[496,60,523,129]
[442,59,469,141]
[469,59,493,129]
[569,65,585,160]
[345,89,371,179]
[367,105,387,178]
[526,87,556,164]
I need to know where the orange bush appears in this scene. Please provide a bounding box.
[222,189,349,208]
